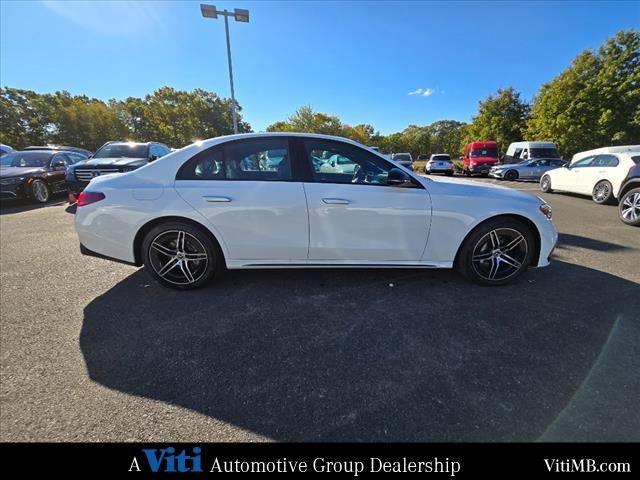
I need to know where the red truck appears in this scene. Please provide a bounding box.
[462,141,499,176]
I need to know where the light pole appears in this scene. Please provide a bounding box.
[200,4,249,134]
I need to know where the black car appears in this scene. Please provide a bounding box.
[618,155,640,226]
[24,145,93,157]
[0,149,89,203]
[66,141,171,198]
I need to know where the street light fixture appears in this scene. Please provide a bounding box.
[200,4,250,134]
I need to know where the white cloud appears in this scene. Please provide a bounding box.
[408,87,437,97]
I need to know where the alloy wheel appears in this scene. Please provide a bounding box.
[621,192,640,222]
[32,181,49,202]
[594,182,610,202]
[148,230,209,286]
[471,228,528,281]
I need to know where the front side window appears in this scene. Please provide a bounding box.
[572,156,595,168]
[305,140,393,186]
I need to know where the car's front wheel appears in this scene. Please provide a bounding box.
[540,174,553,193]
[504,170,518,181]
[592,180,614,204]
[142,221,220,290]
[456,218,534,286]
[618,187,640,226]
[31,179,50,203]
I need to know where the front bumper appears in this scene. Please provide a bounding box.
[66,178,89,196]
[489,170,504,178]
[468,164,496,174]
[0,182,28,199]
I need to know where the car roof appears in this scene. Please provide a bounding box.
[12,149,55,155]
[194,132,372,151]
[572,145,640,160]
[509,141,556,148]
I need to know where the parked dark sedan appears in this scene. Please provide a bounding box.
[0,149,89,203]
[66,141,171,200]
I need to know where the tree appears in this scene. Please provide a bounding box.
[465,87,530,155]
[266,105,344,136]
[428,120,468,157]
[527,29,640,157]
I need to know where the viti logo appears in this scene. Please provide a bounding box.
[129,446,203,473]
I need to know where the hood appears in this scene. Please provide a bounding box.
[74,157,147,167]
[423,175,540,203]
[0,166,45,178]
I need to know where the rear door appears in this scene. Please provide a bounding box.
[587,154,622,194]
[174,137,309,261]
[300,138,431,262]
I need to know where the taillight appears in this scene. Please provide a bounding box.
[77,191,105,207]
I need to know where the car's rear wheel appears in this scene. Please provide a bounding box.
[592,180,614,204]
[446,171,454,176]
[540,174,553,193]
[618,187,640,226]
[142,221,220,290]
[31,179,50,203]
[456,218,534,286]
[504,170,518,181]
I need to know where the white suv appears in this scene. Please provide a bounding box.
[425,154,454,176]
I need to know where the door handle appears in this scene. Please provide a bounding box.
[322,198,351,205]
[203,195,232,202]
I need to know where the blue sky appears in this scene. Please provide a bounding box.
[1,1,638,134]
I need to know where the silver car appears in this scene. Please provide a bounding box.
[490,158,567,181]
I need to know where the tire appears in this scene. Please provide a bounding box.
[446,171,454,177]
[455,218,534,286]
[540,174,553,193]
[425,170,430,175]
[592,180,614,204]
[31,179,50,203]
[465,170,471,177]
[141,221,221,290]
[504,170,518,181]
[618,187,640,226]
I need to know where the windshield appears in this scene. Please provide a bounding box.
[530,147,560,158]
[93,143,147,159]
[0,151,51,167]
[470,148,498,158]
[394,154,412,162]
[432,155,451,161]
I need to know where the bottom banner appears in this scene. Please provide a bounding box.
[1,442,635,476]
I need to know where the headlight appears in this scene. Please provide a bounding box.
[0,176,24,185]
[539,203,553,219]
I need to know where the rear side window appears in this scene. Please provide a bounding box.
[593,154,619,167]
[176,138,291,181]
[224,138,291,181]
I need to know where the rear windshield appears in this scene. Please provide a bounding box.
[632,156,640,165]
[394,154,412,162]
[470,148,498,158]
[431,155,451,161]
[530,148,560,158]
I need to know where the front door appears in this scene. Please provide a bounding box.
[300,138,431,262]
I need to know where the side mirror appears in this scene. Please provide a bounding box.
[149,154,159,162]
[388,167,414,187]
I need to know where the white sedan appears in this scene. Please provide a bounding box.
[540,151,640,204]
[75,133,557,290]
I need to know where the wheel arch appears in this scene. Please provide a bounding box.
[132,215,227,267]
[619,179,640,198]
[454,214,541,268]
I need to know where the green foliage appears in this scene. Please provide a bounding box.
[464,87,530,156]
[527,29,640,158]
[0,86,251,151]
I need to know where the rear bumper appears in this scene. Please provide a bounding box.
[80,243,138,266]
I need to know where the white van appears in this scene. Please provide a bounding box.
[571,145,640,163]
[503,141,560,164]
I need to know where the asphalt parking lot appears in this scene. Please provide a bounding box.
[1,178,639,442]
